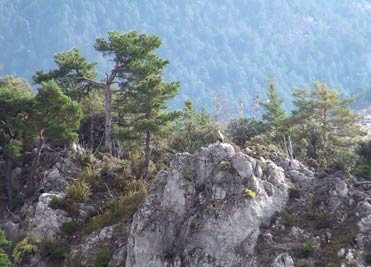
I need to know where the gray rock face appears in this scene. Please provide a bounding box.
[40,157,79,192]
[272,253,295,267]
[26,192,69,240]
[125,143,290,267]
[69,225,116,267]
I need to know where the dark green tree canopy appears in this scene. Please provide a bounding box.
[260,76,286,130]
[33,48,97,100]
[0,75,34,159]
[31,80,82,145]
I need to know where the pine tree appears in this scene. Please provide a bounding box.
[260,76,286,132]
[118,52,180,179]
[291,82,363,166]
[34,30,168,153]
[169,100,216,153]
[260,76,292,156]
[27,80,82,192]
[0,75,34,208]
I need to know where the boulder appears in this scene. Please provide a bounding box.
[125,143,290,267]
[27,192,69,240]
[272,253,295,267]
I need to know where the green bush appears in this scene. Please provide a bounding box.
[95,247,111,267]
[281,210,296,227]
[355,140,371,165]
[309,213,333,229]
[49,196,65,210]
[79,162,102,191]
[183,165,193,178]
[12,237,38,264]
[243,188,256,198]
[84,183,146,234]
[76,150,95,166]
[293,241,315,258]
[296,259,313,267]
[354,164,371,180]
[61,220,77,234]
[0,230,11,267]
[0,249,11,267]
[226,117,264,148]
[333,150,356,174]
[219,160,231,171]
[41,239,68,260]
[0,230,11,247]
[67,179,91,201]
[64,198,80,217]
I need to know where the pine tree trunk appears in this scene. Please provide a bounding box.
[28,131,44,195]
[283,135,289,157]
[90,116,94,149]
[104,85,112,153]
[288,134,293,159]
[4,155,13,209]
[140,129,151,179]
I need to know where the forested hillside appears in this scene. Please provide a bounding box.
[0,0,370,114]
[2,7,371,264]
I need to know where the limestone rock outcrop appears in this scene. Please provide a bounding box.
[125,143,290,267]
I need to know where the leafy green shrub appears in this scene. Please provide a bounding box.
[219,160,231,171]
[64,198,80,217]
[243,188,256,198]
[61,220,77,234]
[67,179,91,201]
[12,237,38,264]
[354,164,371,180]
[95,247,111,267]
[49,196,65,210]
[40,239,68,260]
[0,250,11,267]
[293,241,315,258]
[226,117,264,148]
[309,212,333,229]
[0,230,11,247]
[76,150,95,166]
[79,162,102,191]
[296,259,313,267]
[337,233,353,247]
[315,213,333,229]
[356,140,371,165]
[333,150,356,174]
[84,183,146,234]
[281,210,296,227]
[183,165,193,178]
[0,230,11,267]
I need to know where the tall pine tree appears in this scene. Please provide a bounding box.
[118,52,179,179]
[34,30,169,153]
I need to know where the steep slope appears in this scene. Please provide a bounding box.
[2,143,371,266]
[0,0,370,112]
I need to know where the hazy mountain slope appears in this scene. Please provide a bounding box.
[0,0,370,114]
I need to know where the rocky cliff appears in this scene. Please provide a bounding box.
[2,143,371,267]
[125,143,289,267]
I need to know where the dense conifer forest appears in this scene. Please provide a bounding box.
[0,0,370,113]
